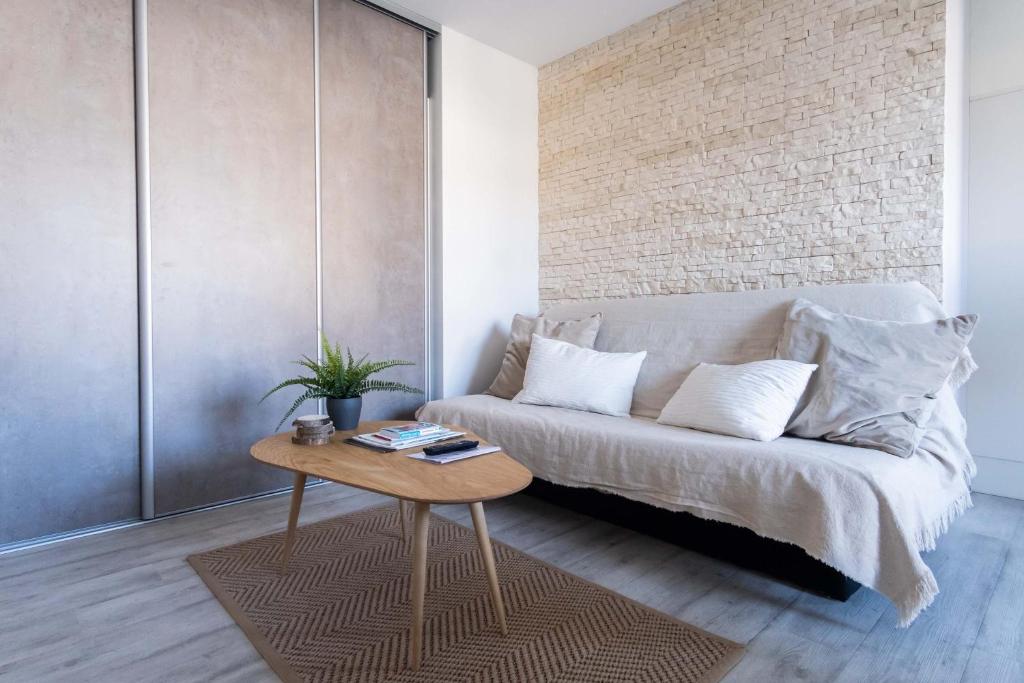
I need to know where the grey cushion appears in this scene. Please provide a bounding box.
[484,313,602,399]
[777,299,977,458]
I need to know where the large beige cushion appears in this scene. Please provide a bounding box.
[543,283,970,418]
[485,313,602,399]
[778,299,978,458]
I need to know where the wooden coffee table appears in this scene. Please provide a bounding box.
[250,421,533,670]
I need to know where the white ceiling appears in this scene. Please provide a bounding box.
[390,0,681,66]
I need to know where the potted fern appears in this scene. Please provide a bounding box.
[262,334,422,431]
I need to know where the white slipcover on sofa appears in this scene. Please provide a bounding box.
[417,283,975,625]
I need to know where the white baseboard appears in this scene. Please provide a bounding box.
[972,455,1024,501]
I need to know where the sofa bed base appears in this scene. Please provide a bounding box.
[524,478,861,602]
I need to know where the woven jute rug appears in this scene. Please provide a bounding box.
[188,503,743,683]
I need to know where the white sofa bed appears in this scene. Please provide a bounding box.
[418,283,975,625]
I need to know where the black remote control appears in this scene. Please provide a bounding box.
[423,440,479,457]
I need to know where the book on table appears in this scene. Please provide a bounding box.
[377,421,446,441]
[350,424,463,451]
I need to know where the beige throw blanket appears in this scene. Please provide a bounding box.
[419,390,974,626]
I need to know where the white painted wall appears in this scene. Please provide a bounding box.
[966,0,1024,500]
[436,28,539,397]
[969,0,1024,99]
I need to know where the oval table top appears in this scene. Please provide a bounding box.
[251,421,533,504]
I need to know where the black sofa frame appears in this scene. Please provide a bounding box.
[525,478,861,601]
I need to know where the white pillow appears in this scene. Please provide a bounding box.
[657,360,817,441]
[513,335,647,417]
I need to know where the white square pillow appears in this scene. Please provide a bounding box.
[513,335,647,417]
[657,360,818,441]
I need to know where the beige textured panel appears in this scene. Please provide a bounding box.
[0,0,139,544]
[538,0,946,305]
[320,0,426,420]
[148,0,316,515]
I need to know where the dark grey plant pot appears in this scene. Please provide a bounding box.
[326,396,362,431]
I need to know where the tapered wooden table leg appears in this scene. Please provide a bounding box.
[469,501,508,635]
[409,502,431,670]
[398,499,408,540]
[280,472,307,574]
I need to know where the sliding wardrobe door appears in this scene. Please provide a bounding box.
[320,0,427,419]
[0,1,139,544]
[147,0,317,514]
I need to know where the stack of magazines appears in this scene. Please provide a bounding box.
[349,422,463,451]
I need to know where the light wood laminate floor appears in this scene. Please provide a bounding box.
[1,484,1022,682]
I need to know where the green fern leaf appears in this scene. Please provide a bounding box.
[275,387,325,431]
[259,376,318,404]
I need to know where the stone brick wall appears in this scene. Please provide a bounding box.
[538,0,945,305]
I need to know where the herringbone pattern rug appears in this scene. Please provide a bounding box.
[188,504,743,683]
